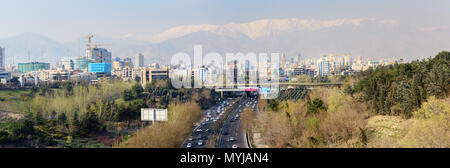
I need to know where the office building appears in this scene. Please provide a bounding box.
[296,53,302,65]
[73,57,91,70]
[61,57,74,70]
[18,62,50,73]
[140,68,169,86]
[88,63,111,77]
[0,47,5,69]
[135,53,144,68]
[87,48,112,63]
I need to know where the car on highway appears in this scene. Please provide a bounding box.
[188,136,194,141]
[198,140,204,146]
[187,143,192,148]
[232,144,238,148]
[196,128,202,132]
[229,137,235,142]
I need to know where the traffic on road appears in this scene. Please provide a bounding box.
[182,98,236,148]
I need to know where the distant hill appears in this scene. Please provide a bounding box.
[1,18,449,67]
[0,32,76,66]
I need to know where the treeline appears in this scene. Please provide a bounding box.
[252,88,368,148]
[117,101,202,148]
[123,80,220,110]
[1,79,220,147]
[352,51,450,117]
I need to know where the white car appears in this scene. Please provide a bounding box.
[198,140,204,146]
[187,143,192,148]
[229,137,235,141]
[232,144,238,148]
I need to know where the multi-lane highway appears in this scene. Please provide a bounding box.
[217,97,258,148]
[182,98,236,148]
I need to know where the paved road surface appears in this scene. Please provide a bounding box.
[181,98,236,148]
[218,97,258,148]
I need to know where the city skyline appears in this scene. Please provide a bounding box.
[1,0,450,65]
[1,0,450,42]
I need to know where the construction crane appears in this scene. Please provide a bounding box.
[83,33,114,63]
[84,33,94,59]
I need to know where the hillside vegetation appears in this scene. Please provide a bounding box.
[117,101,201,148]
[251,51,449,148]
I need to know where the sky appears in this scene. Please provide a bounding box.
[0,0,450,42]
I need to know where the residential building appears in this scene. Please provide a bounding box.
[318,57,331,76]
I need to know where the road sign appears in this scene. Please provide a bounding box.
[141,108,168,122]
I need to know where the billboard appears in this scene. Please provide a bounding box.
[141,108,168,121]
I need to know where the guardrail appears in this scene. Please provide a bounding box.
[246,132,252,148]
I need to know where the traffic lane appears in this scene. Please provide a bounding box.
[184,99,235,148]
[230,98,256,148]
[183,106,219,148]
[229,106,248,148]
[218,99,248,148]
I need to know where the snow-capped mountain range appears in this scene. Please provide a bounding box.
[0,18,448,66]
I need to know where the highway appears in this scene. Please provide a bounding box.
[181,98,236,148]
[217,97,258,148]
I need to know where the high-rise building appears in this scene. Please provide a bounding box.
[318,57,331,76]
[60,57,74,70]
[0,47,5,70]
[135,53,144,68]
[87,48,112,63]
[73,57,91,70]
[296,53,302,65]
[280,53,286,69]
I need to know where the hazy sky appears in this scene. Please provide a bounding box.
[1,0,449,42]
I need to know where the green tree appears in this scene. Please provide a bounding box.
[132,83,144,98]
[78,111,101,136]
[122,89,134,101]
[34,111,45,125]
[57,113,68,126]
[307,98,326,115]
